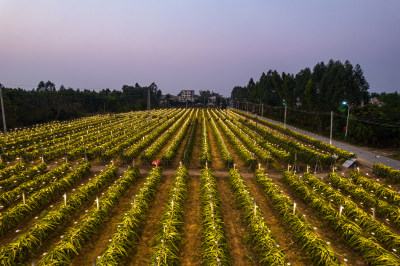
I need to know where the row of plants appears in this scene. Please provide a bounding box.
[229,169,287,265]
[207,111,234,167]
[0,162,91,236]
[350,170,400,207]
[103,111,177,161]
[0,162,47,191]
[218,110,289,163]
[200,110,212,166]
[141,110,191,165]
[210,111,257,168]
[1,112,118,148]
[97,166,163,265]
[150,166,190,265]
[327,172,400,229]
[39,166,139,265]
[230,110,334,165]
[92,110,173,160]
[283,171,400,265]
[217,111,274,164]
[373,163,400,184]
[0,162,26,181]
[232,109,355,159]
[2,110,162,162]
[254,169,341,265]
[0,163,71,209]
[3,112,147,156]
[200,167,230,265]
[2,113,125,160]
[162,110,195,165]
[73,109,172,161]
[122,109,186,162]
[180,112,198,166]
[302,172,400,256]
[67,112,152,160]
[0,163,117,264]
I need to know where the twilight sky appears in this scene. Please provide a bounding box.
[1,1,399,96]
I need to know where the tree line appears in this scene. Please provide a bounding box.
[231,59,400,147]
[0,81,162,128]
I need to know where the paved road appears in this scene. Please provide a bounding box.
[239,110,400,170]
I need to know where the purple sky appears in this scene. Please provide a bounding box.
[1,1,399,96]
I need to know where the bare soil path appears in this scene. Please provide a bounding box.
[179,169,202,265]
[126,170,175,265]
[214,170,260,265]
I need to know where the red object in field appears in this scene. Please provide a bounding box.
[344,126,347,131]
[152,160,161,166]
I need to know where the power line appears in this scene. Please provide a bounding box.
[240,101,400,128]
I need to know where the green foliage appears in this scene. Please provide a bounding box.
[0,162,91,237]
[303,171,400,258]
[207,110,234,167]
[350,170,400,206]
[0,163,71,209]
[255,169,341,265]
[200,110,212,166]
[0,162,26,181]
[210,110,257,168]
[373,163,400,184]
[162,110,195,165]
[0,162,47,191]
[234,109,355,160]
[229,169,287,265]
[283,171,400,265]
[39,166,138,265]
[327,172,400,229]
[200,167,230,265]
[180,112,198,166]
[123,109,186,162]
[97,167,163,265]
[141,110,191,164]
[150,166,189,265]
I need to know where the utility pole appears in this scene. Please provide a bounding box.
[147,87,151,111]
[283,99,287,128]
[342,101,350,142]
[329,111,333,145]
[261,103,263,117]
[0,84,7,137]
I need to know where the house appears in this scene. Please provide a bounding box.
[369,97,383,107]
[178,90,195,102]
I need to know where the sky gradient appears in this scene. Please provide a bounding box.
[1,1,399,96]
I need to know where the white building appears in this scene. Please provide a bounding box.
[178,90,195,102]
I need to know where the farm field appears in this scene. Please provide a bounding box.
[0,108,400,265]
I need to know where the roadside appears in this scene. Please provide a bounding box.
[235,109,400,170]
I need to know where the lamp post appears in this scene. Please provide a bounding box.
[342,101,350,142]
[283,99,287,128]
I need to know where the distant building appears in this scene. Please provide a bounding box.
[178,90,195,102]
[208,96,217,106]
[369,97,383,106]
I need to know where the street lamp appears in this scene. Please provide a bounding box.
[283,99,287,128]
[342,101,350,142]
